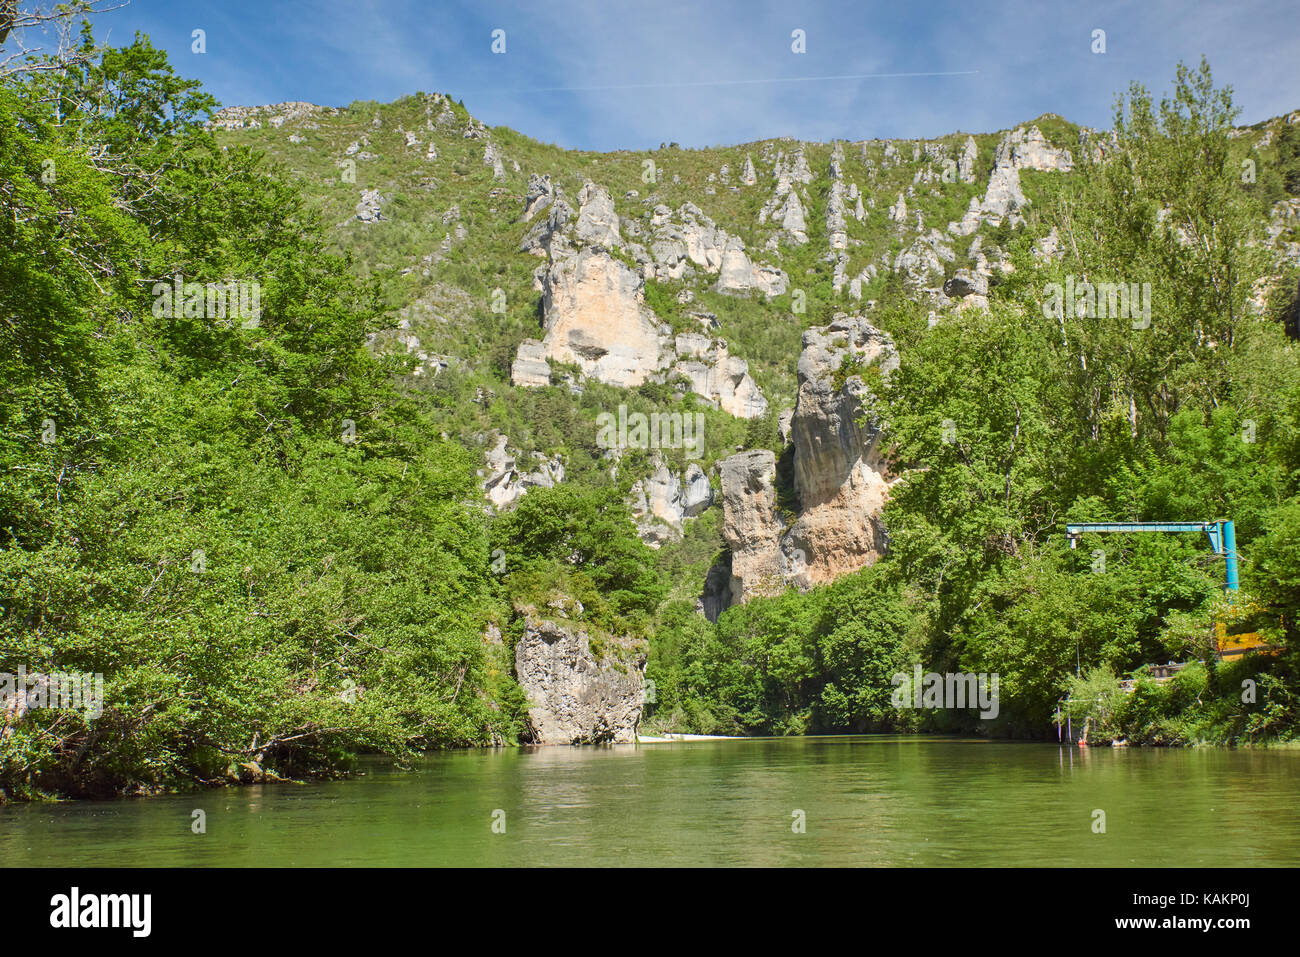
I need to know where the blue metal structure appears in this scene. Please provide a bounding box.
[1065,520,1240,592]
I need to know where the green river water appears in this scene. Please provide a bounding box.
[2,736,1297,866]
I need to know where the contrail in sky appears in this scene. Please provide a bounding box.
[458,70,980,95]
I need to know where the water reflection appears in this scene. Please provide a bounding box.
[1,737,1297,866]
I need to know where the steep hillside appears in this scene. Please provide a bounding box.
[203,81,1300,743]
[6,32,1300,804]
[209,91,1300,591]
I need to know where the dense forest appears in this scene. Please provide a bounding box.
[3,12,1299,801]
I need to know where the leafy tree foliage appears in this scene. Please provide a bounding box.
[1,34,522,799]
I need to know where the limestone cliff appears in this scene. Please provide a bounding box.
[631,459,713,547]
[718,313,898,606]
[512,183,771,411]
[513,605,646,745]
[479,434,565,510]
[718,449,791,605]
[538,243,670,388]
[785,314,899,585]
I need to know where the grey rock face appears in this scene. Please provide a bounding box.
[681,463,713,516]
[538,245,670,387]
[778,190,808,244]
[514,606,646,745]
[718,449,788,606]
[514,183,773,405]
[894,229,954,289]
[520,198,573,255]
[785,314,898,586]
[646,201,787,296]
[958,135,978,183]
[511,338,551,387]
[826,180,849,250]
[631,461,686,545]
[355,189,383,223]
[671,338,768,418]
[481,434,565,509]
[483,142,506,181]
[206,101,337,131]
[778,407,795,445]
[888,192,908,223]
[573,181,621,248]
[788,147,814,184]
[717,235,788,296]
[831,252,849,293]
[757,149,814,247]
[629,459,711,546]
[975,125,1074,224]
[715,315,899,609]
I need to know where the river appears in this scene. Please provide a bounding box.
[2,736,1297,866]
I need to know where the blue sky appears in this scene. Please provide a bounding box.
[72,0,1300,150]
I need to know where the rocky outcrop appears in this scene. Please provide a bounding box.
[670,335,768,418]
[894,228,955,292]
[207,101,337,131]
[717,236,788,296]
[1034,227,1062,261]
[514,185,777,398]
[716,314,898,607]
[950,125,1074,235]
[538,245,670,387]
[958,135,978,183]
[510,338,551,387]
[573,181,621,247]
[368,322,463,378]
[520,197,573,256]
[888,192,908,224]
[680,462,713,516]
[773,191,808,244]
[943,269,989,298]
[644,202,787,296]
[514,605,646,745]
[631,460,713,546]
[826,153,849,250]
[522,173,554,221]
[758,148,815,247]
[718,449,790,605]
[1008,125,1074,173]
[355,189,383,223]
[483,141,506,181]
[784,147,814,185]
[784,314,897,586]
[480,434,564,509]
